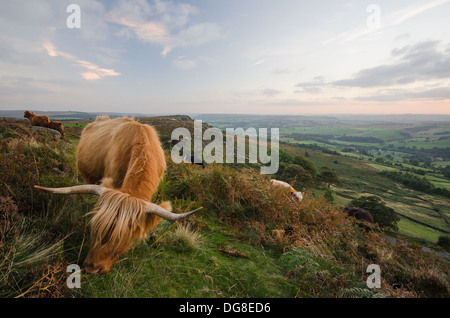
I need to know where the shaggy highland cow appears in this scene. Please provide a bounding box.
[35,116,200,274]
[46,121,64,137]
[24,111,50,128]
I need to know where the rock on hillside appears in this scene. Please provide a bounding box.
[31,126,62,139]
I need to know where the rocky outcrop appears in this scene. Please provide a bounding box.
[31,126,62,139]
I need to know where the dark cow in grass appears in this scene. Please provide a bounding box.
[344,204,374,231]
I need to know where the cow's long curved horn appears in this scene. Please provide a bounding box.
[145,204,202,222]
[34,185,106,196]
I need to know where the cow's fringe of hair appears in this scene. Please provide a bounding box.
[88,189,149,254]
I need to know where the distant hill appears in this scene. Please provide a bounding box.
[4,110,450,124]
[194,113,450,125]
[0,110,157,121]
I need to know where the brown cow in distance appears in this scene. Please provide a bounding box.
[35,116,201,274]
[24,110,50,127]
[47,121,64,137]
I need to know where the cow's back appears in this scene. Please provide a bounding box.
[76,117,166,198]
[271,179,292,189]
[77,117,136,185]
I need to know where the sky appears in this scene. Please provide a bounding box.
[1,0,450,115]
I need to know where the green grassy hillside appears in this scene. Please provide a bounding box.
[0,117,449,298]
[282,144,450,244]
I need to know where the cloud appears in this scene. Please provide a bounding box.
[75,0,111,42]
[109,15,171,44]
[271,69,290,75]
[0,1,58,66]
[107,0,220,56]
[295,77,325,87]
[324,0,450,44]
[0,76,53,97]
[0,0,116,69]
[295,76,326,94]
[291,41,450,102]
[262,89,282,96]
[175,22,221,48]
[249,60,265,67]
[172,56,197,70]
[300,87,323,94]
[333,41,450,87]
[171,55,214,71]
[152,0,199,27]
[43,42,120,80]
[391,0,450,25]
[356,86,450,102]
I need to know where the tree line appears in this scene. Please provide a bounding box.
[381,171,450,198]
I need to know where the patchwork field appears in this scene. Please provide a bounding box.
[199,114,450,245]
